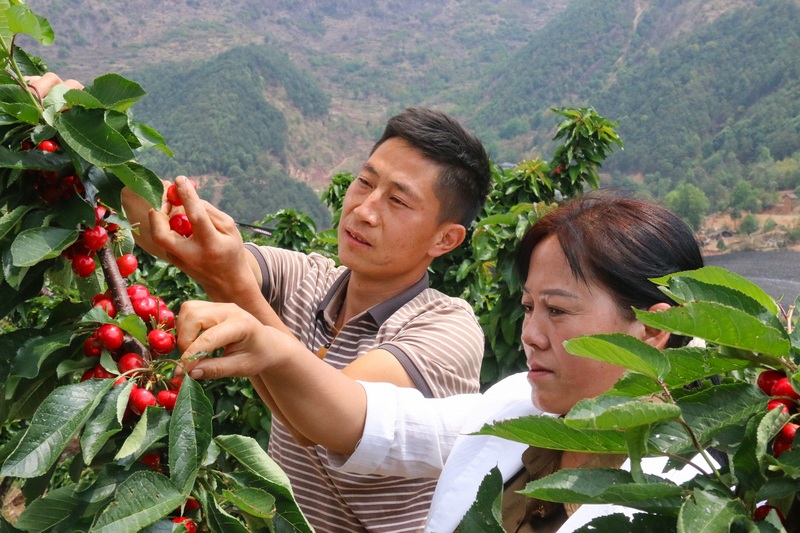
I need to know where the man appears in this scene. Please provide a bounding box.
[125,107,492,531]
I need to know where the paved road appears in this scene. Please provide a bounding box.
[704,251,800,304]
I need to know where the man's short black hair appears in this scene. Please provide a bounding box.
[372,107,491,227]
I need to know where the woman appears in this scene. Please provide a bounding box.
[176,190,705,532]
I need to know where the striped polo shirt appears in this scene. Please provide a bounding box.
[246,244,483,532]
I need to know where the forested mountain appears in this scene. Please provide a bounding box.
[20,0,800,229]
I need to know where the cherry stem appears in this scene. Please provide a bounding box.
[96,244,150,362]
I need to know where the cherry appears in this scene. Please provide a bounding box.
[772,378,800,400]
[183,497,200,512]
[757,369,785,395]
[156,307,175,328]
[94,205,108,224]
[172,517,196,533]
[83,337,103,358]
[148,329,176,355]
[133,296,159,322]
[169,213,193,238]
[92,364,114,379]
[767,398,793,413]
[37,139,58,152]
[82,225,108,251]
[169,377,184,391]
[20,140,34,150]
[63,241,92,261]
[166,179,196,207]
[118,353,147,375]
[157,389,178,411]
[774,433,793,457]
[781,423,799,442]
[127,284,150,301]
[139,452,161,470]
[93,298,117,318]
[91,291,111,306]
[96,324,124,351]
[130,387,157,415]
[72,255,96,277]
[116,254,138,277]
[80,368,96,381]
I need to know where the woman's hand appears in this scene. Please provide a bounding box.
[176,300,300,380]
[24,72,83,99]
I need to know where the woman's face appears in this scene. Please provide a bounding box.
[522,235,648,415]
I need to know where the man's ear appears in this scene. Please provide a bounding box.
[641,302,672,349]
[429,223,466,258]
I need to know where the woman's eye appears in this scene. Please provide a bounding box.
[548,307,564,316]
[521,303,533,314]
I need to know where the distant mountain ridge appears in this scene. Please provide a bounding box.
[21,0,800,226]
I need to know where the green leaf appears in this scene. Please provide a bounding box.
[522,468,683,507]
[635,303,791,357]
[82,382,132,464]
[169,377,213,494]
[564,333,670,380]
[83,73,147,112]
[55,107,134,166]
[652,266,779,317]
[14,484,92,531]
[222,487,276,519]
[456,466,505,533]
[9,330,72,380]
[565,396,682,430]
[215,434,313,533]
[107,161,164,209]
[0,85,39,124]
[572,513,678,533]
[6,4,53,46]
[10,226,78,267]
[90,471,184,533]
[677,490,747,532]
[130,122,173,156]
[116,406,171,461]
[199,488,250,533]
[1,379,112,478]
[474,415,628,453]
[676,382,767,446]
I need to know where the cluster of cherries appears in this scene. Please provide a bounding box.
[167,180,195,237]
[24,139,86,205]
[63,205,137,279]
[759,369,799,457]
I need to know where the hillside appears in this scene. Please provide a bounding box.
[19,1,800,233]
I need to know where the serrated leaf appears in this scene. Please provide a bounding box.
[635,303,790,357]
[10,226,78,267]
[6,4,53,46]
[55,107,134,166]
[116,406,171,461]
[82,382,132,464]
[1,379,112,477]
[200,489,250,532]
[456,466,504,533]
[118,313,149,345]
[9,330,72,380]
[653,266,779,316]
[677,490,747,532]
[676,382,767,446]
[90,471,184,533]
[14,484,89,531]
[84,73,147,112]
[573,512,678,533]
[0,205,30,241]
[474,414,628,453]
[215,434,313,533]
[130,122,173,156]
[169,377,213,494]
[565,333,669,380]
[222,487,276,519]
[565,396,681,430]
[107,161,163,209]
[0,84,39,124]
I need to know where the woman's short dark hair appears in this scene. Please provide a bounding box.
[515,189,704,348]
[372,107,491,227]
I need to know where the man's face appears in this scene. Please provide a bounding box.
[338,137,453,284]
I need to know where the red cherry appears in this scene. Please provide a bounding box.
[148,329,176,355]
[37,139,58,152]
[133,296,159,322]
[127,284,150,301]
[169,377,184,391]
[169,213,193,237]
[772,378,800,400]
[129,387,157,415]
[62,241,91,261]
[183,497,200,512]
[767,398,794,413]
[754,504,786,523]
[116,254,138,277]
[93,298,117,318]
[20,140,34,151]
[113,375,127,386]
[118,353,147,375]
[757,369,786,395]
[139,452,161,470]
[80,368,96,381]
[172,517,196,533]
[82,225,108,251]
[781,423,799,442]
[94,205,108,224]
[71,255,96,277]
[156,307,175,328]
[774,433,793,457]
[166,179,196,207]
[95,324,124,351]
[92,364,114,379]
[59,175,84,198]
[157,389,179,411]
[83,337,103,358]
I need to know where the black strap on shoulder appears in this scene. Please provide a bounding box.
[243,243,271,301]
[379,343,434,398]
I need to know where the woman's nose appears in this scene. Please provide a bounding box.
[521,315,549,352]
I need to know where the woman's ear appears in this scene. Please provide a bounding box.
[641,302,672,349]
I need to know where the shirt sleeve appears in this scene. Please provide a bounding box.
[327,381,482,478]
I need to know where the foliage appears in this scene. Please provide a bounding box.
[0,4,310,530]
[470,267,800,531]
[739,214,760,236]
[664,183,710,231]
